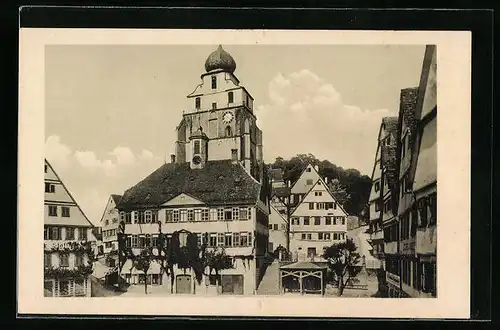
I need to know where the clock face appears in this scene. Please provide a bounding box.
[192,155,202,165]
[223,112,234,124]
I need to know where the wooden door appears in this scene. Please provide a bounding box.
[176,275,191,294]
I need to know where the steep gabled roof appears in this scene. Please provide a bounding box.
[44,159,94,228]
[291,178,349,216]
[117,160,262,210]
[110,194,122,205]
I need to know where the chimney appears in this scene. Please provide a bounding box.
[287,180,291,187]
[314,165,319,172]
[231,149,238,164]
[170,154,176,163]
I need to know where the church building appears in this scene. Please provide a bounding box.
[116,45,271,295]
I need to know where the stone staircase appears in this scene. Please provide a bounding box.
[256,260,281,295]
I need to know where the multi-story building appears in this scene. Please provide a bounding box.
[44,159,95,297]
[116,45,271,295]
[268,201,288,253]
[99,194,122,260]
[289,166,348,262]
[407,45,437,297]
[367,117,399,267]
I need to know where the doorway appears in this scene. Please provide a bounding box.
[176,275,192,294]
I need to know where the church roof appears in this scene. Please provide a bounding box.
[205,45,237,74]
[110,194,122,205]
[117,160,261,210]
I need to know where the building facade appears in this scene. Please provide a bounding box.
[115,45,271,295]
[368,117,399,268]
[100,194,122,258]
[44,159,95,297]
[407,45,437,298]
[289,165,348,262]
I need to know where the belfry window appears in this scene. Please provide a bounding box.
[228,92,234,104]
[225,126,232,137]
[194,141,200,154]
[195,97,201,109]
[211,76,217,89]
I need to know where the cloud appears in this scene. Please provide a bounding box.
[109,147,137,165]
[44,136,161,225]
[45,135,72,169]
[255,69,395,175]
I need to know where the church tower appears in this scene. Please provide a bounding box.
[174,45,264,181]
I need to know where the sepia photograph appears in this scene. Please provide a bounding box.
[18,28,470,318]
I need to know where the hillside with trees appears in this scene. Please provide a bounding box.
[267,154,371,220]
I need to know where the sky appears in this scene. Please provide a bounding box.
[45,44,426,225]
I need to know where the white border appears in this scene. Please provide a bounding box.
[18,28,471,318]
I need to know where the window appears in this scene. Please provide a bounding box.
[306,179,313,185]
[314,217,321,225]
[48,205,57,217]
[211,76,217,89]
[133,211,138,223]
[324,233,331,240]
[60,253,69,267]
[49,227,60,240]
[306,233,312,240]
[341,217,345,225]
[125,236,131,248]
[194,209,202,222]
[209,274,221,286]
[224,209,233,221]
[209,233,217,247]
[138,211,145,223]
[374,181,380,192]
[316,203,325,210]
[180,209,187,222]
[172,209,179,222]
[315,191,322,196]
[306,167,311,172]
[217,208,224,220]
[45,183,55,193]
[75,254,84,267]
[233,233,240,246]
[58,280,71,297]
[281,224,286,230]
[125,212,132,224]
[145,210,152,223]
[375,200,381,212]
[273,224,279,230]
[246,95,250,107]
[131,235,138,248]
[301,216,310,226]
[318,232,323,240]
[44,253,52,267]
[418,198,428,227]
[224,233,232,247]
[325,216,332,225]
[225,126,232,137]
[66,227,75,240]
[309,203,314,210]
[44,164,48,173]
[194,141,200,154]
[217,233,225,247]
[240,233,248,247]
[187,209,194,222]
[291,217,299,225]
[212,102,217,110]
[209,208,217,221]
[232,207,239,220]
[228,91,234,103]
[195,97,201,109]
[239,208,248,220]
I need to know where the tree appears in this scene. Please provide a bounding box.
[328,178,352,206]
[203,247,233,290]
[322,238,363,296]
[133,247,153,294]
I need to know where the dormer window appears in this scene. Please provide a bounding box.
[211,76,217,89]
[195,97,201,109]
[228,91,234,104]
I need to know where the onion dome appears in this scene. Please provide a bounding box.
[205,45,236,73]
